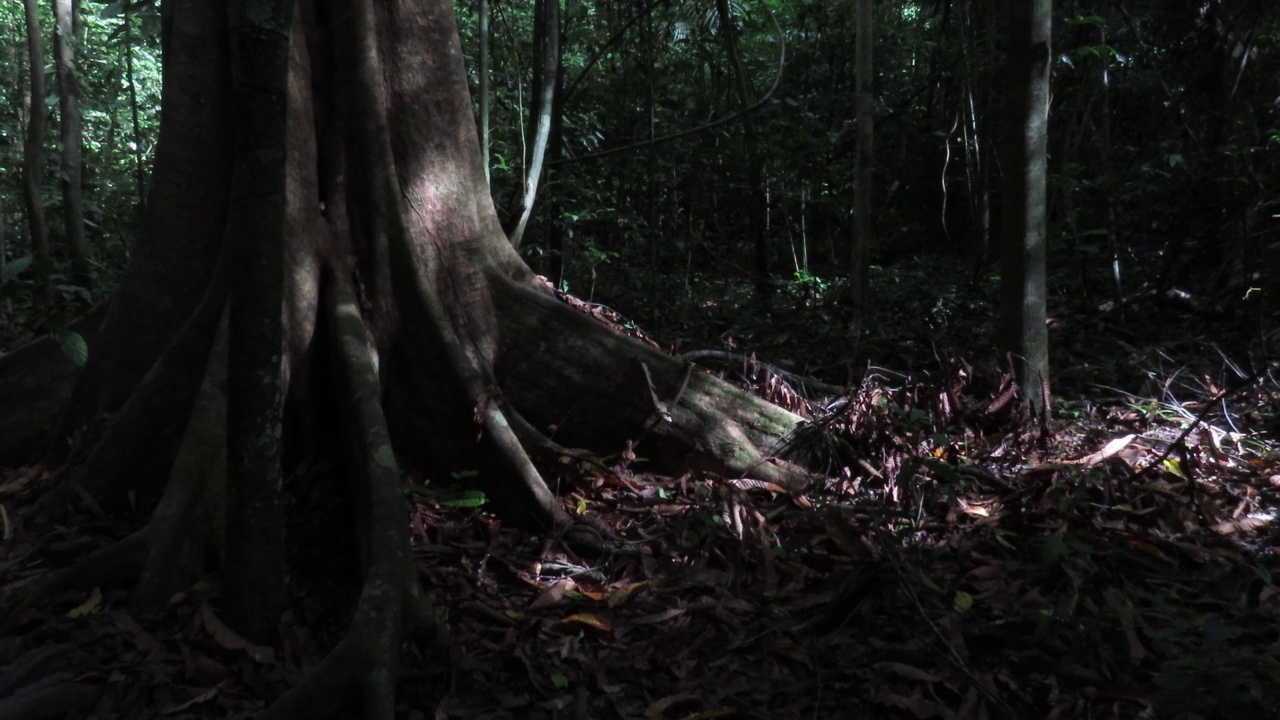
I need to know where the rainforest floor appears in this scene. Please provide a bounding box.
[2,259,1279,719]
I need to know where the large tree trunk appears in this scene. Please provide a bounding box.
[16,0,813,716]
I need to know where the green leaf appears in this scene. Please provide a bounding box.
[436,489,487,508]
[550,673,569,688]
[1065,15,1105,26]
[1040,528,1068,567]
[1,255,33,283]
[1255,565,1274,585]
[55,330,89,366]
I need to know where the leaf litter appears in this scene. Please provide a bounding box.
[1,337,1279,718]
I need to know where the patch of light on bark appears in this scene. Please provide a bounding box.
[404,157,473,231]
[374,445,396,469]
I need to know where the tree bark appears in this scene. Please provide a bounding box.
[851,0,873,312]
[21,0,50,311]
[222,0,293,644]
[124,2,147,216]
[506,0,559,249]
[477,0,490,187]
[49,0,231,462]
[1000,0,1052,418]
[715,0,770,302]
[52,0,90,291]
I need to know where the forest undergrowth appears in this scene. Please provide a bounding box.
[1,258,1278,719]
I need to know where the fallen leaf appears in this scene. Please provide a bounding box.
[632,607,685,625]
[1212,517,1267,534]
[529,578,575,609]
[200,601,274,662]
[67,587,102,618]
[607,580,650,608]
[875,661,943,683]
[1124,539,1175,562]
[766,638,813,667]
[160,687,218,715]
[871,688,956,719]
[645,692,700,718]
[112,611,163,652]
[967,564,1002,581]
[682,708,737,719]
[558,613,613,631]
[1080,434,1137,466]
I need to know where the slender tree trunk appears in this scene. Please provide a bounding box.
[851,0,873,312]
[1099,24,1121,309]
[478,0,490,187]
[53,0,91,292]
[715,0,769,302]
[22,0,50,311]
[645,3,657,301]
[506,0,558,249]
[547,16,566,287]
[975,0,999,272]
[124,2,146,217]
[1000,0,1052,418]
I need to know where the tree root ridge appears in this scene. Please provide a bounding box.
[49,250,231,513]
[257,271,436,720]
[490,275,820,491]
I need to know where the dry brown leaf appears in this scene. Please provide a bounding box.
[681,707,737,719]
[632,607,685,625]
[1107,589,1149,664]
[160,687,218,715]
[576,585,609,601]
[1124,539,1176,563]
[112,611,163,652]
[967,564,1002,581]
[875,661,943,683]
[871,687,957,719]
[645,692,700,718]
[558,612,613,631]
[199,601,274,662]
[726,477,787,494]
[1212,517,1267,534]
[67,587,102,618]
[766,638,813,668]
[529,578,575,609]
[607,580,650,608]
[1079,434,1137,466]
